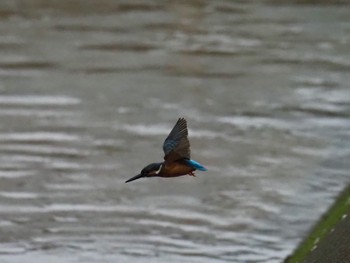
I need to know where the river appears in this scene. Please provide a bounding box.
[0,1,349,262]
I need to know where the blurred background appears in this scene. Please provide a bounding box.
[0,1,349,262]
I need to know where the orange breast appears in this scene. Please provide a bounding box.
[161,161,194,177]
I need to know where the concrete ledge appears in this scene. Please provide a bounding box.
[284,184,350,263]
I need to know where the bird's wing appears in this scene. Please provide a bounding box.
[163,118,191,162]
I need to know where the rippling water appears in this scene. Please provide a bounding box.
[0,1,350,262]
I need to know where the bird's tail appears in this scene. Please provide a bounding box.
[186,159,207,171]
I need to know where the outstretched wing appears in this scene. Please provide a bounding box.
[163,118,191,162]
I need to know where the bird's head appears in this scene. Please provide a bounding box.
[125,162,163,183]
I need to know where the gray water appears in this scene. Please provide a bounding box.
[0,1,350,262]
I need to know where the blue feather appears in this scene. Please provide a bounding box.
[186,159,207,171]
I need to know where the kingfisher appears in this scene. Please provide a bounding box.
[125,118,207,183]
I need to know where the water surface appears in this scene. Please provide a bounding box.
[0,1,350,262]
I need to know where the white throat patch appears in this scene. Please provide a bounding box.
[155,164,162,174]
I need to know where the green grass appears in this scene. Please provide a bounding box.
[285,184,350,263]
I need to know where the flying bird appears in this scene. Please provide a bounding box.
[125,118,207,183]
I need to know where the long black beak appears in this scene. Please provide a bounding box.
[125,174,144,183]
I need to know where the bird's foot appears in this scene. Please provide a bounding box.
[188,171,196,177]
